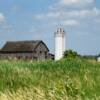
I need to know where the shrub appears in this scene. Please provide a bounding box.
[64,50,78,58]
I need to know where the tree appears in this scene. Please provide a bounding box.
[64,50,78,58]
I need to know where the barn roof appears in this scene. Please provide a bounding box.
[0,40,49,53]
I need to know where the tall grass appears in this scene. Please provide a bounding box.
[0,58,100,100]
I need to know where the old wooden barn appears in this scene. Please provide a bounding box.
[0,40,54,60]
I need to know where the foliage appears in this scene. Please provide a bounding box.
[64,50,79,58]
[0,58,100,100]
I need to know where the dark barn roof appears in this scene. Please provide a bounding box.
[0,40,49,53]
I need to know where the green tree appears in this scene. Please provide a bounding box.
[64,50,78,58]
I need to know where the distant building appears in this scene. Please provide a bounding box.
[97,55,100,62]
[0,40,54,60]
[54,28,65,60]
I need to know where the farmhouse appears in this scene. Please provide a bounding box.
[0,40,54,60]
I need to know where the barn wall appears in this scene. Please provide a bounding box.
[33,42,49,60]
[0,53,34,60]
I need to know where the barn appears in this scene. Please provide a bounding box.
[0,40,54,60]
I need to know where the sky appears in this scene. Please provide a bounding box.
[0,0,100,55]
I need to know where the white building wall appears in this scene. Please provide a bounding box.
[97,57,100,62]
[55,28,65,60]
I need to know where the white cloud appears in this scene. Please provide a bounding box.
[35,12,60,19]
[49,0,95,11]
[33,6,100,28]
[0,12,13,33]
[46,12,60,18]
[61,19,80,26]
[35,7,100,20]
[59,0,95,5]
[34,14,44,20]
[63,7,100,18]
[0,13,5,24]
[33,0,99,29]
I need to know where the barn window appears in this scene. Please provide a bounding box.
[45,55,47,59]
[45,51,47,55]
[33,57,37,60]
[34,51,37,53]
[45,52,48,59]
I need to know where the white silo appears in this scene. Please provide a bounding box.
[54,28,65,60]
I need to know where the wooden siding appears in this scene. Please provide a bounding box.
[0,53,34,60]
[33,42,49,60]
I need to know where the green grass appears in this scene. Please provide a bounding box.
[0,58,100,100]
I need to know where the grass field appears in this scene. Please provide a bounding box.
[0,58,100,100]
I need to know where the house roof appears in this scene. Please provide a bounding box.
[0,40,49,53]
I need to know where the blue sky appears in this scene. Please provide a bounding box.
[0,0,100,55]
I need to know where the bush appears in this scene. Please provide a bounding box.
[64,50,78,58]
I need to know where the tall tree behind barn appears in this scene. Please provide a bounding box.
[0,40,54,60]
